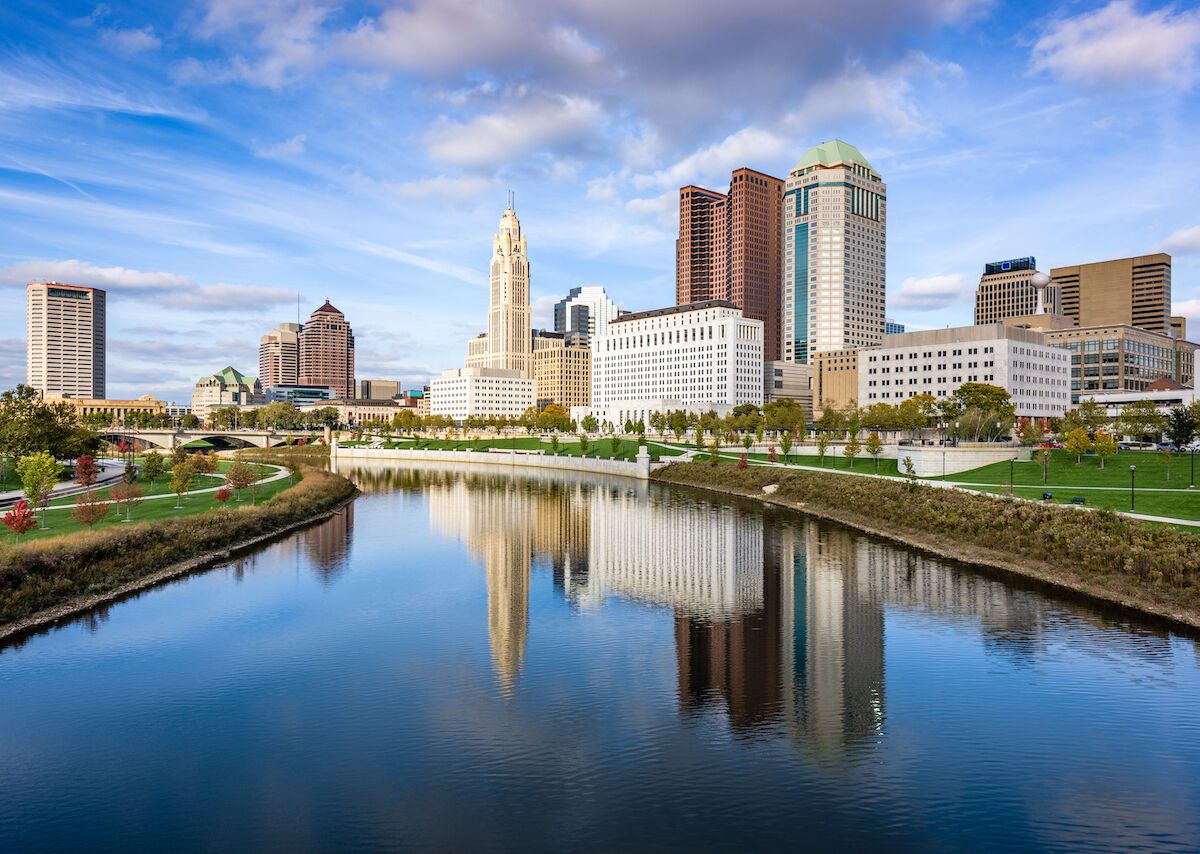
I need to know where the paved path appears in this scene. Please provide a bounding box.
[34,464,289,511]
[0,458,131,507]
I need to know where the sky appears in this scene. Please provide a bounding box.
[1,0,1199,403]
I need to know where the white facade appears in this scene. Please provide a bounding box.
[26,282,106,399]
[554,285,620,339]
[1080,387,1197,417]
[429,367,535,421]
[859,323,1071,417]
[783,140,886,365]
[573,300,763,426]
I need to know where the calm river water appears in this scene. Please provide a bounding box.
[2,461,1199,852]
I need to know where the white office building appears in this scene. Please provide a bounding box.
[26,282,106,399]
[429,367,535,421]
[554,285,621,341]
[859,323,1071,417]
[572,300,764,427]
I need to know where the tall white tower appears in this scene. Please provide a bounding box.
[782,140,886,364]
[468,200,532,377]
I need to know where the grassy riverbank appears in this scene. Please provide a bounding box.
[0,463,357,631]
[653,461,1200,629]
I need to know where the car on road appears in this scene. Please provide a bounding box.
[1119,441,1157,451]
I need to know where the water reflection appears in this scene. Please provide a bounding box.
[338,460,1185,763]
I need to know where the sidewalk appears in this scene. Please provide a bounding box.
[0,458,128,507]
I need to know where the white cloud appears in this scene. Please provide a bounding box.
[426,94,604,167]
[184,0,334,88]
[253,133,308,159]
[0,259,297,313]
[102,26,162,55]
[1163,225,1200,255]
[531,294,557,329]
[1031,1,1200,90]
[386,174,495,199]
[892,273,966,309]
[1172,299,1200,332]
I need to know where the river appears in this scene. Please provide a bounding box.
[1,460,1198,852]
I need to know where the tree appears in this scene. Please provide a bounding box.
[1166,406,1196,449]
[578,434,589,456]
[780,429,793,462]
[1076,400,1111,435]
[953,383,1014,422]
[214,485,232,505]
[581,415,598,434]
[742,432,753,451]
[171,444,188,466]
[1092,431,1117,470]
[1064,427,1092,462]
[768,446,778,463]
[649,411,666,439]
[609,436,621,458]
[763,398,808,433]
[3,499,37,542]
[0,384,98,471]
[865,432,884,472]
[180,413,200,429]
[75,454,98,488]
[737,453,748,469]
[623,419,634,435]
[1017,420,1041,447]
[71,490,110,529]
[1035,447,1052,483]
[17,451,62,529]
[142,451,166,486]
[816,433,830,466]
[110,482,144,522]
[550,435,560,455]
[708,438,719,466]
[171,461,194,508]
[843,435,861,469]
[1162,448,1174,481]
[122,460,138,486]
[1119,400,1166,442]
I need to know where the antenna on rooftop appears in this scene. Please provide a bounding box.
[508,188,515,210]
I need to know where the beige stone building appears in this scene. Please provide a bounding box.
[466,204,533,377]
[764,361,812,413]
[1042,323,1198,405]
[192,366,263,422]
[314,398,398,427]
[1051,253,1172,335]
[300,300,355,399]
[26,282,106,399]
[259,322,301,387]
[532,332,591,410]
[49,394,166,424]
[813,348,859,414]
[974,257,1061,325]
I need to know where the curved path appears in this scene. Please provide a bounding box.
[38,463,290,511]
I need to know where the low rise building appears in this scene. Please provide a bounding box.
[1080,378,1196,417]
[813,348,860,414]
[49,394,166,424]
[573,300,763,427]
[859,323,1071,417]
[764,361,812,412]
[416,386,431,418]
[165,402,192,421]
[192,366,263,422]
[429,367,536,422]
[306,398,399,427]
[1039,323,1197,405]
[265,384,334,405]
[357,379,403,400]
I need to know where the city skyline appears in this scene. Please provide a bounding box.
[1,1,1200,403]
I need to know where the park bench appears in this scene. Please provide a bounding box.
[1042,492,1053,501]
[1071,496,1086,505]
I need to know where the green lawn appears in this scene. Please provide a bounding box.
[45,460,271,507]
[976,484,1200,523]
[13,467,298,543]
[951,448,1199,490]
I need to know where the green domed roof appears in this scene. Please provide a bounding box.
[792,139,873,171]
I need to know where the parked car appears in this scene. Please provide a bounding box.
[1118,441,1156,451]
[1040,441,1064,449]
[1157,443,1179,452]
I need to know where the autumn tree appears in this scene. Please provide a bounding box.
[865,432,884,472]
[142,451,166,487]
[843,435,861,469]
[74,454,98,488]
[1119,400,1166,442]
[1064,427,1092,463]
[71,490,110,529]
[2,499,37,542]
[171,460,194,508]
[110,482,144,522]
[1092,431,1117,470]
[780,429,793,462]
[817,433,830,466]
[17,451,62,529]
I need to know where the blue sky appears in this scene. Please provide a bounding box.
[1,0,1199,402]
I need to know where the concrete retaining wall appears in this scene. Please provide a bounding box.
[332,444,654,480]
[898,445,1021,478]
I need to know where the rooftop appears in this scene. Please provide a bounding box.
[312,299,342,315]
[792,139,873,172]
[611,300,740,324]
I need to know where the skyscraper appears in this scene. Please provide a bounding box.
[26,282,106,398]
[553,285,620,342]
[782,140,886,364]
[1051,253,1172,334]
[974,257,1060,325]
[259,322,302,387]
[299,300,355,398]
[466,203,533,377]
[676,168,783,359]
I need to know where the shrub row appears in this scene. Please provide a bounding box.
[655,462,1200,619]
[0,464,356,626]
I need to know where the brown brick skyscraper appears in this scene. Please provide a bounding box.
[676,168,783,360]
[300,299,355,398]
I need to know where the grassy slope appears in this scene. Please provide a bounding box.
[364,436,685,461]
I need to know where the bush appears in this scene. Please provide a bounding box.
[0,466,356,626]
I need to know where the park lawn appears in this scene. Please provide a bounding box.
[974,484,1200,524]
[14,470,300,543]
[952,448,1198,490]
[44,461,273,507]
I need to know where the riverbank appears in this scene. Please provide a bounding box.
[653,461,1200,630]
[0,463,358,641]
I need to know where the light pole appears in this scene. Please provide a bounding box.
[954,420,960,447]
[1130,464,1137,511]
[1191,448,1195,489]
[1010,456,1016,496]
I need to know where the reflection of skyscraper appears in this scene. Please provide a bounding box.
[302,502,354,584]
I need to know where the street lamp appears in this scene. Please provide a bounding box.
[1130,464,1137,511]
[954,420,960,447]
[1010,456,1016,496]
[1191,447,1195,489]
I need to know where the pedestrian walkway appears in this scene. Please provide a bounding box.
[0,458,128,507]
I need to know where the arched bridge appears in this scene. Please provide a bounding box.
[101,428,323,451]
